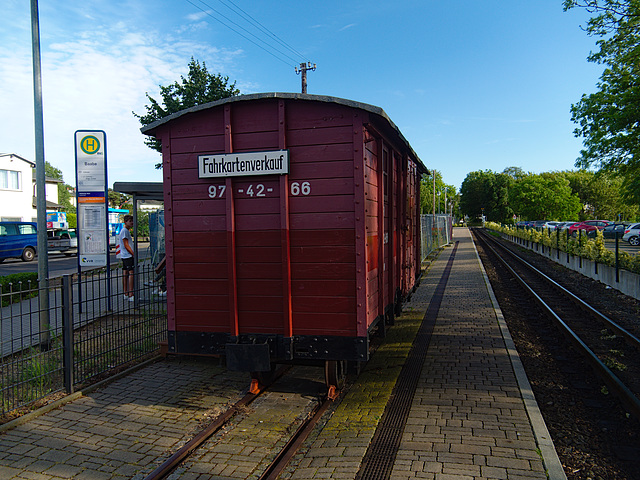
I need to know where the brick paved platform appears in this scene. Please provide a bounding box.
[285,228,566,480]
[0,228,566,480]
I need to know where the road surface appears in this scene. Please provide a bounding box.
[0,243,151,278]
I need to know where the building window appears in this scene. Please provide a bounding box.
[0,169,21,190]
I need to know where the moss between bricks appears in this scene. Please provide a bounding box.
[322,300,427,433]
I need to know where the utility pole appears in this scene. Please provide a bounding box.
[444,188,447,216]
[31,0,50,348]
[295,62,316,94]
[432,171,436,217]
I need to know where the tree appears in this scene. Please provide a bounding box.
[561,169,640,219]
[502,166,527,181]
[564,0,640,202]
[108,189,130,209]
[420,171,458,215]
[134,57,240,167]
[459,170,515,223]
[510,174,582,220]
[44,161,74,212]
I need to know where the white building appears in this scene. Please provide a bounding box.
[0,153,35,221]
[0,153,63,222]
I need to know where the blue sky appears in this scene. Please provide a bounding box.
[1,0,602,191]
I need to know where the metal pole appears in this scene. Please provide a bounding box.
[615,231,620,283]
[133,196,139,306]
[578,230,582,268]
[432,172,435,218]
[62,275,74,393]
[31,0,50,348]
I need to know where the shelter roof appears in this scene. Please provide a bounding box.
[112,181,163,201]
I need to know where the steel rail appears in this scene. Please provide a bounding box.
[142,366,291,480]
[480,229,640,351]
[142,391,259,480]
[475,229,640,421]
[258,395,335,480]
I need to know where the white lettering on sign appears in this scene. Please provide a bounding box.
[290,182,311,196]
[208,185,227,198]
[207,181,312,199]
[199,150,289,178]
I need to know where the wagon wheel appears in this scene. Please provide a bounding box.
[324,360,347,390]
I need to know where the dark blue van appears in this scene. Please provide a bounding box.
[0,222,38,262]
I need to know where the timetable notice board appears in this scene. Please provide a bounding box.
[75,130,108,268]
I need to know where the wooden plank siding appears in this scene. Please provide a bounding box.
[144,94,426,360]
[161,99,361,337]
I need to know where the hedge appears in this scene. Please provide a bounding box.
[485,222,640,275]
[0,272,39,307]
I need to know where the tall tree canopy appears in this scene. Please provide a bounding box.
[420,171,458,215]
[510,174,582,221]
[459,170,514,222]
[564,0,640,202]
[561,169,640,219]
[134,57,240,166]
[459,167,638,222]
[44,161,74,211]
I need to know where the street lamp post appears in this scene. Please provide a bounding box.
[31,0,50,348]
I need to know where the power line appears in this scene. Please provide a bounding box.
[184,0,302,67]
[214,0,308,62]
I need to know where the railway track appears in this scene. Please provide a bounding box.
[474,228,640,418]
[472,228,640,479]
[142,365,336,480]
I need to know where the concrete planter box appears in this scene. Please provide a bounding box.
[502,234,640,301]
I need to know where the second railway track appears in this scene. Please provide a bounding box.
[474,228,640,417]
[473,227,640,480]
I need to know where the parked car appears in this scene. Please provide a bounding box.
[568,220,611,236]
[0,221,38,262]
[622,223,640,246]
[557,221,578,230]
[586,222,629,239]
[541,221,561,230]
[47,228,78,255]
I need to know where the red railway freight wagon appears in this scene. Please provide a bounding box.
[141,93,427,387]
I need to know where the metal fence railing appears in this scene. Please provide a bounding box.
[1,261,167,417]
[421,214,453,261]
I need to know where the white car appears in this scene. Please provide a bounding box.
[542,221,560,230]
[622,223,640,246]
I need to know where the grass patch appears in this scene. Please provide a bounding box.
[1,309,166,421]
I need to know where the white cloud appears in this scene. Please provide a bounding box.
[339,23,357,32]
[186,11,211,22]
[0,19,242,187]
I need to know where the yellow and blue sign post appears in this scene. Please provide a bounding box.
[74,130,108,268]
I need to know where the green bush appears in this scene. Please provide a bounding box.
[0,272,39,307]
[485,222,640,275]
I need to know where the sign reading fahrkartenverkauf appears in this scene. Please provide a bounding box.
[198,150,289,178]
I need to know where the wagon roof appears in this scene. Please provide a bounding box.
[140,92,426,173]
